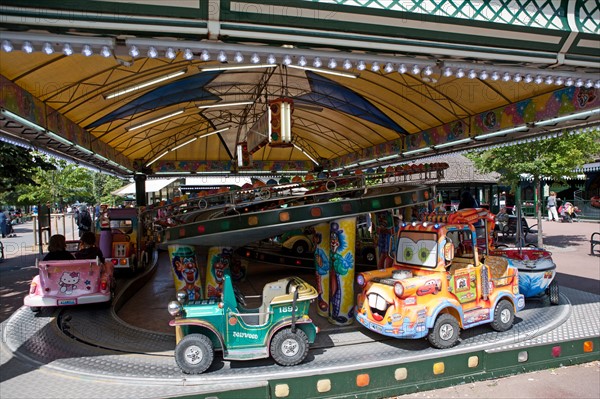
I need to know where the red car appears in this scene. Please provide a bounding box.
[417,279,441,296]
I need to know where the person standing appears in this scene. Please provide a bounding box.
[76,206,92,237]
[547,191,559,221]
[0,208,7,238]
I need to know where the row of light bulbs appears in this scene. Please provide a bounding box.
[2,38,600,89]
[1,39,113,58]
[443,67,599,88]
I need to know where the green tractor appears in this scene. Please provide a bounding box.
[168,269,319,374]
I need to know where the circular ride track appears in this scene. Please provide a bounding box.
[0,1,598,178]
[2,248,598,398]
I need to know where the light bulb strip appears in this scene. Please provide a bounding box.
[0,31,114,47]
[170,137,197,152]
[433,137,473,149]
[127,110,184,131]
[1,109,46,131]
[145,151,168,167]
[45,130,74,146]
[293,144,319,165]
[104,70,186,99]
[534,108,599,127]
[474,126,528,140]
[402,147,432,156]
[287,64,358,78]
[199,64,277,72]
[198,101,254,109]
[145,127,230,168]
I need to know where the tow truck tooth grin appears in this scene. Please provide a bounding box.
[367,293,390,321]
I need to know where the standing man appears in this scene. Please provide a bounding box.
[77,206,92,237]
[547,191,559,221]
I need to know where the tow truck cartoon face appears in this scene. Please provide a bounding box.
[356,209,525,349]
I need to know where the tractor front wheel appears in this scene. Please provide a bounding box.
[270,328,309,366]
[174,334,214,374]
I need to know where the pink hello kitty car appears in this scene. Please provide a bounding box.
[24,258,115,312]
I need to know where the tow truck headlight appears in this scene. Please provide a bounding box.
[176,291,188,303]
[168,300,182,316]
[393,282,404,298]
[356,274,365,287]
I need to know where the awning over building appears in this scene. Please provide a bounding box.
[576,162,600,173]
[112,178,177,196]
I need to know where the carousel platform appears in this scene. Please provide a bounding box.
[1,251,598,399]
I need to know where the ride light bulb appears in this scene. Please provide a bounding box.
[165,47,176,59]
[183,48,193,60]
[147,46,158,58]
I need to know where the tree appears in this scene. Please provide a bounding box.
[17,157,127,210]
[0,141,56,204]
[467,128,600,246]
[0,141,128,210]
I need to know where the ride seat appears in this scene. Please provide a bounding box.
[447,261,474,274]
[486,256,511,286]
[259,279,289,324]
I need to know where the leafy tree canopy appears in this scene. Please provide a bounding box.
[0,141,127,208]
[0,141,55,193]
[466,128,600,189]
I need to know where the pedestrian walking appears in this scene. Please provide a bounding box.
[547,191,559,221]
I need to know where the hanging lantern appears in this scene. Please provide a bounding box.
[236,141,252,168]
[268,98,294,147]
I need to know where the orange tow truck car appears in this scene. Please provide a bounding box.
[356,208,525,348]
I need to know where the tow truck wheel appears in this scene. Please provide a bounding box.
[548,280,560,305]
[174,334,214,374]
[270,328,309,366]
[428,313,459,349]
[490,299,514,332]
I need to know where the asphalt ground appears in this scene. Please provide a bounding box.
[0,217,598,398]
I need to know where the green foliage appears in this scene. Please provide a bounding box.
[0,142,56,193]
[467,129,600,189]
[0,141,127,208]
